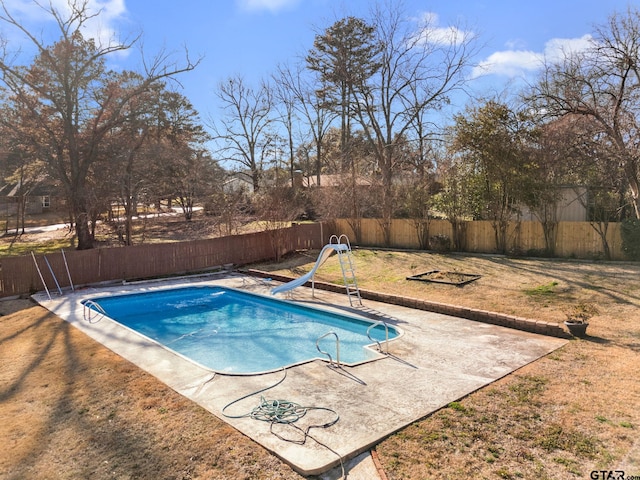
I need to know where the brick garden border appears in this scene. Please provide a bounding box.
[244,269,569,339]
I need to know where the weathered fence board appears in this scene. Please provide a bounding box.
[0,223,326,298]
[335,218,624,260]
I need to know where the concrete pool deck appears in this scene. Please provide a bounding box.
[33,273,568,477]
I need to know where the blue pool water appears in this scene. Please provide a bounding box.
[85,286,399,374]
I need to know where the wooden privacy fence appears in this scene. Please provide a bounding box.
[335,218,624,260]
[0,218,628,298]
[0,223,327,298]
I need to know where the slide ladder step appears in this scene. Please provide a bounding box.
[332,234,362,307]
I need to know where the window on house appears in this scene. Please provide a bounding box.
[42,195,50,208]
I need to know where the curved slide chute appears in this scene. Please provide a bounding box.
[271,243,349,296]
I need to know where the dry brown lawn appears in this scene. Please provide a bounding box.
[0,303,304,480]
[1,243,640,479]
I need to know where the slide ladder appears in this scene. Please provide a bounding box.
[330,235,362,306]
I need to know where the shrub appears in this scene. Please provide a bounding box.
[621,218,640,260]
[430,233,451,252]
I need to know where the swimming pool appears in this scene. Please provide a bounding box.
[84,286,399,374]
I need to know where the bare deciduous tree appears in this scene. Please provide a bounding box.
[273,63,336,187]
[352,3,480,245]
[528,6,640,219]
[211,75,273,192]
[0,0,199,249]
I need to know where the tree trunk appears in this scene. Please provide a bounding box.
[75,211,93,250]
[124,196,134,246]
[414,218,430,250]
[452,220,468,251]
[541,220,558,256]
[315,141,322,187]
[19,195,27,234]
[71,186,94,250]
[251,166,261,193]
[590,221,611,260]
[381,149,394,247]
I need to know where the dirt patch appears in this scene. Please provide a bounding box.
[2,248,640,479]
[406,270,481,286]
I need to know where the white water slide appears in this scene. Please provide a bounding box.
[270,242,349,295]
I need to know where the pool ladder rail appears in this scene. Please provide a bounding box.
[366,321,390,354]
[329,234,362,307]
[316,331,341,368]
[315,321,390,368]
[83,300,107,323]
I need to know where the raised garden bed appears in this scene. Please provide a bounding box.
[406,270,481,286]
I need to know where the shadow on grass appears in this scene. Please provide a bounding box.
[0,308,208,478]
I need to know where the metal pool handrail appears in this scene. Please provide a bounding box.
[83,300,107,323]
[367,320,390,354]
[316,331,341,368]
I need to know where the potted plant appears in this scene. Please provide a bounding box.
[564,303,599,337]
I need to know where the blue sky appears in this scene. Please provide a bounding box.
[1,0,635,125]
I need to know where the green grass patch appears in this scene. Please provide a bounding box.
[487,445,503,459]
[553,457,582,476]
[523,281,559,297]
[448,401,468,413]
[509,375,548,403]
[537,424,599,457]
[494,467,523,479]
[0,238,73,258]
[546,352,565,361]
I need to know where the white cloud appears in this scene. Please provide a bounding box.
[471,50,543,79]
[413,12,470,46]
[472,34,594,79]
[237,0,300,13]
[543,34,593,63]
[1,0,128,50]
